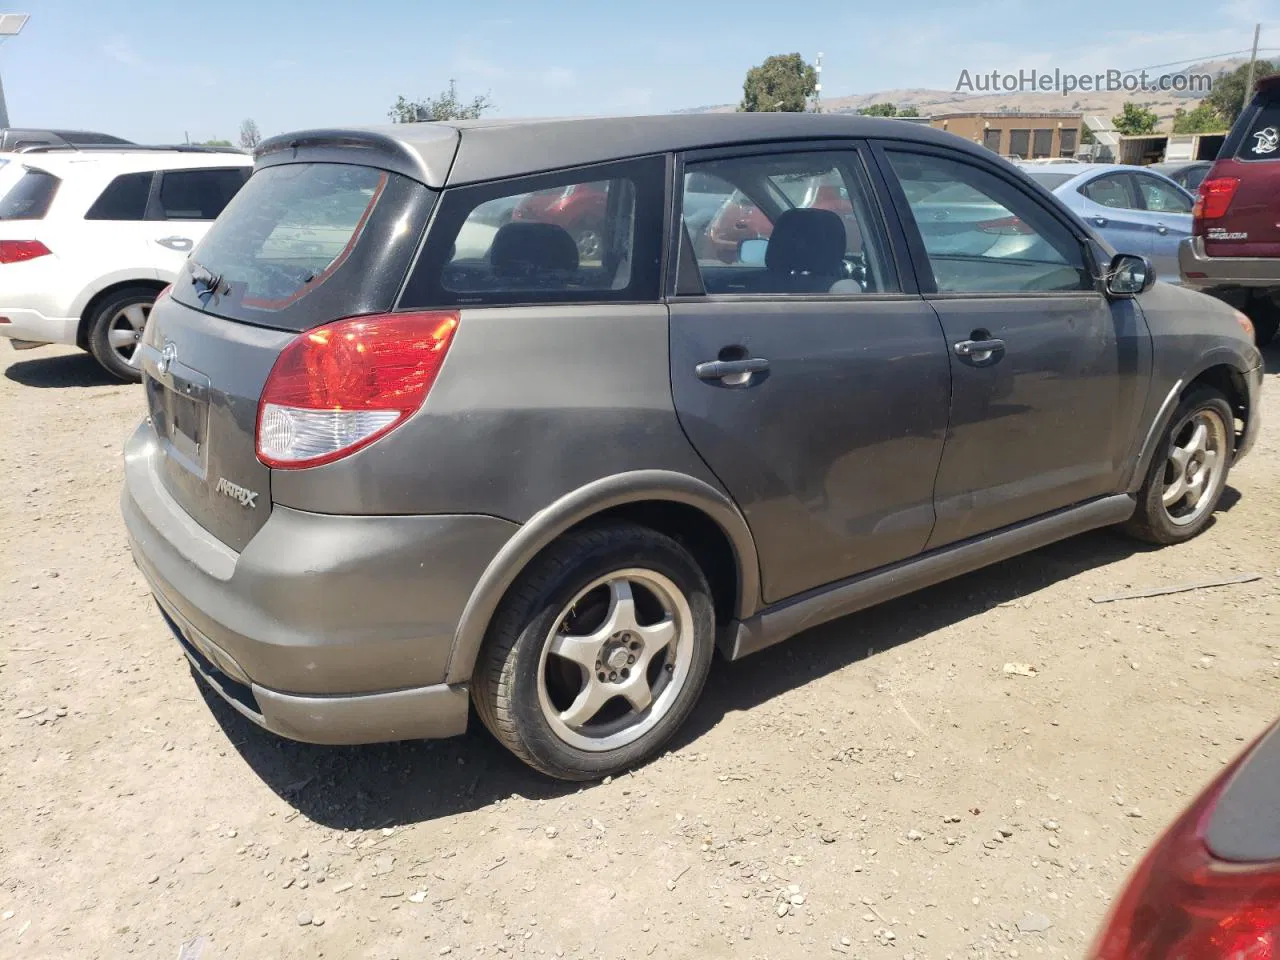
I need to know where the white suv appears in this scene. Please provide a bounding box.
[0,148,252,380]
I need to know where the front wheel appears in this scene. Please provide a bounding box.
[1122,386,1234,544]
[472,523,715,781]
[86,287,156,382]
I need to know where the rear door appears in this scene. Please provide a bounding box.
[1207,88,1280,256]
[876,143,1150,548]
[144,166,251,277]
[1129,171,1194,281]
[669,142,952,604]
[1075,171,1151,261]
[138,161,435,550]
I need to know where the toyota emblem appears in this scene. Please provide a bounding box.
[157,342,178,376]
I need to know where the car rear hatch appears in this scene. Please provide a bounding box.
[139,153,440,551]
[1197,76,1280,257]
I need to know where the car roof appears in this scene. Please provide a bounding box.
[257,114,997,189]
[1017,161,1190,190]
[14,150,253,178]
[1148,160,1211,172]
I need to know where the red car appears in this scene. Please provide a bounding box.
[1179,74,1280,344]
[510,182,609,260]
[698,175,862,263]
[1088,719,1280,960]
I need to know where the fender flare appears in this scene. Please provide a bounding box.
[444,470,761,685]
[1127,349,1254,493]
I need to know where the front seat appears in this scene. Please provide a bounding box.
[489,222,580,281]
[765,208,851,294]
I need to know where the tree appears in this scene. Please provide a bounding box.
[739,53,817,113]
[1172,103,1227,135]
[239,118,262,151]
[858,102,919,118]
[388,80,494,123]
[1112,102,1158,136]
[1205,60,1277,128]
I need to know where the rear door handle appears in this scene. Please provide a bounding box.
[953,338,1005,357]
[158,236,194,252]
[1156,223,1169,235]
[695,358,770,382]
[1092,216,1108,227]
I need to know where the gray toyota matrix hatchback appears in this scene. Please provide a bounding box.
[122,115,1263,780]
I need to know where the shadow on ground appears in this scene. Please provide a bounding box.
[1263,342,1280,376]
[206,521,1183,829]
[4,351,123,389]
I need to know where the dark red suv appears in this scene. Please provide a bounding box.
[1180,74,1280,344]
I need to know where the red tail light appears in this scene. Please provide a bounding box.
[256,310,459,469]
[977,216,1034,235]
[1088,740,1280,960]
[0,240,51,264]
[1194,177,1240,221]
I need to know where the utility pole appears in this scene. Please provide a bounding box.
[813,51,823,113]
[1242,23,1261,115]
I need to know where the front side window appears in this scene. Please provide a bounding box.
[679,150,895,296]
[400,156,665,307]
[1134,175,1192,214]
[0,169,60,220]
[158,168,249,220]
[1081,174,1137,209]
[85,172,152,221]
[885,150,1092,295]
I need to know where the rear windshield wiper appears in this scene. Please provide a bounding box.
[188,260,225,297]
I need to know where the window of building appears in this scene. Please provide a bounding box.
[1008,129,1031,159]
[1032,129,1053,159]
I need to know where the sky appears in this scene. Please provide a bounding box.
[1,0,1277,144]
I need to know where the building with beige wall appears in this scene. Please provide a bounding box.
[929,113,1084,159]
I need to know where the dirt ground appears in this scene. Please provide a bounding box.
[2,344,1278,960]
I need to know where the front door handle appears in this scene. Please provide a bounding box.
[1092,215,1108,227]
[1156,223,1169,235]
[158,236,194,252]
[954,338,1005,357]
[695,357,770,383]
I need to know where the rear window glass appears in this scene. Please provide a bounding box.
[1237,101,1280,160]
[171,162,433,331]
[1024,172,1074,191]
[86,172,152,221]
[0,169,60,220]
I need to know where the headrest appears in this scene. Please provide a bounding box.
[765,208,846,276]
[489,221,579,278]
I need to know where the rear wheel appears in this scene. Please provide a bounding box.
[86,287,156,382]
[1122,386,1234,544]
[473,523,715,781]
[1244,292,1279,347]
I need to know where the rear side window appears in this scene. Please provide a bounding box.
[85,172,153,221]
[1237,100,1280,160]
[158,168,249,220]
[0,169,60,220]
[171,162,435,332]
[1080,174,1137,209]
[400,156,665,308]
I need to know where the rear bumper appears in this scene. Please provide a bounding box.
[1179,236,1280,291]
[120,421,518,745]
[0,307,78,346]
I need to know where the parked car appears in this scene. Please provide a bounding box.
[1148,159,1213,193]
[1019,162,1194,282]
[1088,718,1280,960]
[0,147,252,379]
[1180,74,1280,345]
[122,116,1261,781]
[0,128,133,152]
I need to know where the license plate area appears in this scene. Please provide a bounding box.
[143,353,211,478]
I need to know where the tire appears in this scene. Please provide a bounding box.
[86,286,156,383]
[473,523,716,781]
[1122,386,1234,545]
[1245,293,1279,347]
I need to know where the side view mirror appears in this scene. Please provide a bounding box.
[1106,253,1156,297]
[738,238,768,267]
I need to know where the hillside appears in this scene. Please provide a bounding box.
[685,58,1253,132]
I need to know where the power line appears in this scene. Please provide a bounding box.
[1117,47,1280,75]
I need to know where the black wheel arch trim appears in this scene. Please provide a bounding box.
[1127,350,1257,493]
[445,470,762,685]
